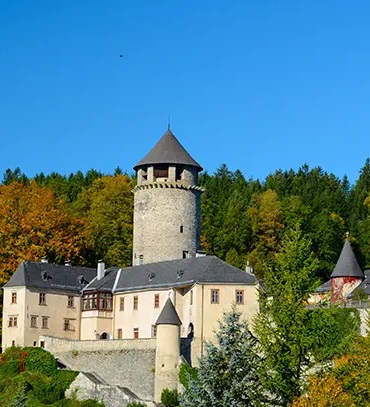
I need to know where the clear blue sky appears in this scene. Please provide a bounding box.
[1,0,369,184]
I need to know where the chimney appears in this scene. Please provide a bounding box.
[245,261,253,274]
[97,260,105,280]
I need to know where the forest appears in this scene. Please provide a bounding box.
[0,159,370,286]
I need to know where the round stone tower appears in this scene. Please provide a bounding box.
[132,129,203,265]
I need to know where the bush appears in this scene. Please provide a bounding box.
[161,388,179,407]
[0,347,23,378]
[24,347,57,376]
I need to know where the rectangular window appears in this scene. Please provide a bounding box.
[180,225,184,233]
[42,316,49,329]
[8,316,18,327]
[82,293,112,311]
[99,293,113,311]
[154,167,169,179]
[211,289,219,304]
[40,341,45,348]
[152,325,157,338]
[183,251,189,259]
[11,292,17,304]
[67,296,74,308]
[133,296,138,310]
[190,290,193,305]
[133,328,139,339]
[154,294,160,308]
[120,297,125,311]
[33,341,37,347]
[30,316,37,328]
[39,293,46,305]
[64,319,75,331]
[12,340,15,347]
[117,328,122,339]
[236,290,244,305]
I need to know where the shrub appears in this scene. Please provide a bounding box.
[24,347,57,376]
[179,363,198,390]
[0,347,23,378]
[161,388,179,407]
[126,402,147,407]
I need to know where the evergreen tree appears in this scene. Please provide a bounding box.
[253,228,319,406]
[181,308,272,407]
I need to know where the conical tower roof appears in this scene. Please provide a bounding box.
[134,130,203,171]
[330,239,364,279]
[155,298,182,326]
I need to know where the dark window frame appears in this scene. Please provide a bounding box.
[82,292,113,311]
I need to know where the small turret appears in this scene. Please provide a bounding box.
[154,298,181,403]
[330,235,364,301]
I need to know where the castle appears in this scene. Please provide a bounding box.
[2,129,260,404]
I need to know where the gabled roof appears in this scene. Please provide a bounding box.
[3,261,96,293]
[155,298,182,326]
[84,255,257,293]
[134,130,203,171]
[330,239,364,279]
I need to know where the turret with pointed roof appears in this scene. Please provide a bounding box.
[330,239,364,279]
[132,129,203,265]
[134,130,203,171]
[331,237,364,301]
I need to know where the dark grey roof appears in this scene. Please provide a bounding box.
[84,255,257,293]
[314,280,331,293]
[330,239,364,279]
[350,270,370,297]
[156,298,182,326]
[134,130,203,171]
[3,261,97,293]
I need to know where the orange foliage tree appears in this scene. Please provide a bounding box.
[0,181,86,284]
[292,335,370,407]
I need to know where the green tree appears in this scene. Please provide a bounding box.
[254,229,359,406]
[181,308,271,407]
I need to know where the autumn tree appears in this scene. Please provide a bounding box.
[292,335,370,407]
[0,181,86,284]
[247,189,284,277]
[74,174,134,267]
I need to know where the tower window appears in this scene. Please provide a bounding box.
[180,225,183,233]
[120,297,125,311]
[133,296,138,310]
[133,328,139,339]
[11,292,17,304]
[154,166,169,179]
[152,325,157,338]
[117,328,122,339]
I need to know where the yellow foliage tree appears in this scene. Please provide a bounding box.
[0,181,86,284]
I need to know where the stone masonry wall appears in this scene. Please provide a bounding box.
[42,336,156,400]
[133,185,201,265]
